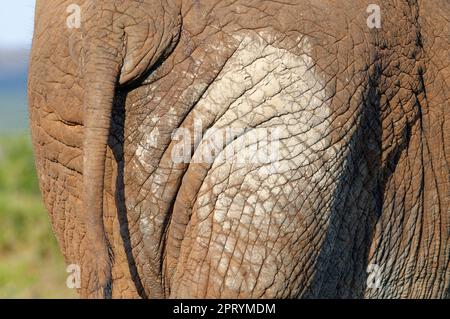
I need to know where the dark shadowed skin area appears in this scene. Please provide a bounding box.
[28,0,449,298]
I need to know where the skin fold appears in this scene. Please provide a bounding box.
[28,0,449,298]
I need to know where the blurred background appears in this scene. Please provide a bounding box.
[0,1,76,298]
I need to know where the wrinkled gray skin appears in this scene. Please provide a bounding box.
[28,0,449,298]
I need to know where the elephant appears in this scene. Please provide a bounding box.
[28,0,449,299]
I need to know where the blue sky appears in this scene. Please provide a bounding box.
[0,1,36,48]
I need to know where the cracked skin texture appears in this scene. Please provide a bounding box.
[28,0,449,298]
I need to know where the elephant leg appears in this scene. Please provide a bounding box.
[163,30,377,298]
[127,2,384,298]
[365,0,450,298]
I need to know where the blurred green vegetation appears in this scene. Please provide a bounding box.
[0,134,77,298]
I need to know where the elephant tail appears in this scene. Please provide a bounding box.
[81,46,121,298]
[79,1,182,298]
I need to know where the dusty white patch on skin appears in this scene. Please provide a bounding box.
[135,127,160,172]
[182,31,348,294]
[139,216,151,236]
[194,31,338,205]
